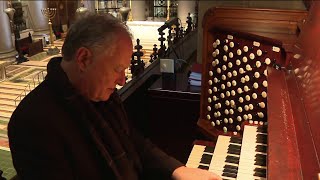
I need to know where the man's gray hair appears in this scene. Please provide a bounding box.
[62,13,132,61]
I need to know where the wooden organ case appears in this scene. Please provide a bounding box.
[192,6,320,180]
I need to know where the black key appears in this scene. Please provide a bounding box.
[255,154,267,160]
[198,165,209,170]
[257,126,267,133]
[224,164,238,170]
[256,134,268,144]
[254,159,267,166]
[256,145,267,153]
[200,154,212,164]
[230,137,242,144]
[254,167,267,174]
[228,144,241,151]
[223,167,238,174]
[204,146,214,153]
[254,171,267,178]
[225,156,240,164]
[222,172,237,178]
[227,149,241,155]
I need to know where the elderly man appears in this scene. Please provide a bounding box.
[8,14,221,180]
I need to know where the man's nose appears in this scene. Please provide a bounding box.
[116,72,126,86]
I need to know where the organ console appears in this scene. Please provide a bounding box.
[189,4,320,180]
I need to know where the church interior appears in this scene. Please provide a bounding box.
[0,0,319,179]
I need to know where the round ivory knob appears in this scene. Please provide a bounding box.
[222,65,227,71]
[222,75,226,80]
[244,105,249,111]
[215,49,220,55]
[259,121,264,125]
[217,111,221,117]
[226,91,231,97]
[221,84,226,90]
[264,69,268,76]
[254,72,260,78]
[214,77,219,83]
[209,71,213,76]
[225,100,230,106]
[228,118,233,124]
[237,87,243,94]
[212,96,217,101]
[215,59,220,65]
[246,64,252,71]
[238,107,243,112]
[257,49,262,56]
[236,125,241,131]
[239,68,245,74]
[244,86,250,92]
[232,70,238,77]
[223,126,227,133]
[230,100,235,106]
[242,56,248,63]
[243,114,248,120]
[228,62,233,68]
[216,120,220,125]
[226,81,231,87]
[220,93,225,98]
[224,45,228,52]
[256,61,262,68]
[217,103,222,108]
[213,87,218,92]
[227,72,232,78]
[208,97,212,103]
[212,52,217,58]
[253,82,259,89]
[230,42,235,48]
[261,91,267,98]
[239,97,244,103]
[237,49,242,55]
[245,75,250,82]
[245,95,251,101]
[237,116,242,121]
[231,90,236,96]
[249,53,255,60]
[217,68,221,74]
[259,102,266,108]
[248,114,253,119]
[214,104,219,109]
[229,52,234,58]
[263,80,268,87]
[211,121,215,126]
[208,89,212,94]
[216,39,220,45]
[223,55,228,62]
[212,42,217,48]
[229,109,234,115]
[232,80,237,86]
[224,109,229,115]
[243,46,249,52]
[257,112,264,118]
[252,93,258,99]
[241,77,246,83]
[207,115,211,120]
[236,59,241,66]
[265,58,271,65]
[207,106,211,111]
[249,120,253,124]
[249,104,254,110]
[208,80,213,85]
[224,118,229,123]
[212,61,217,67]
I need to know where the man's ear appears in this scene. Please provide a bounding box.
[74,47,93,72]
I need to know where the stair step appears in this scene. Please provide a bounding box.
[0,83,27,90]
[0,99,16,106]
[0,111,12,119]
[0,105,15,113]
[0,88,23,96]
[0,82,28,88]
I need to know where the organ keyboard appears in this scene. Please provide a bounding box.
[186,125,267,180]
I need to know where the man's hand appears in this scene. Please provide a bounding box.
[172,166,222,180]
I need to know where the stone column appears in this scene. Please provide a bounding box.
[131,1,146,21]
[177,1,196,27]
[0,2,17,61]
[26,0,49,39]
[83,0,96,12]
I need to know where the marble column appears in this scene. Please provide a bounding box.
[0,2,17,61]
[177,1,196,27]
[83,0,96,13]
[131,1,146,21]
[26,0,49,39]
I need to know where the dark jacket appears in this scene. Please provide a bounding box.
[8,57,183,180]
